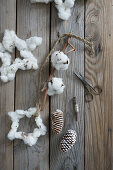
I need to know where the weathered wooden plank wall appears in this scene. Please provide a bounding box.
[0,0,113,170]
[85,0,113,170]
[0,0,16,169]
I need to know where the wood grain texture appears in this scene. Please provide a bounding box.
[14,0,50,169]
[0,0,113,170]
[85,0,113,170]
[50,0,85,170]
[0,0,16,170]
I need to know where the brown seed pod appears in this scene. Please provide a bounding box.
[51,109,64,134]
[60,130,77,152]
[73,97,79,121]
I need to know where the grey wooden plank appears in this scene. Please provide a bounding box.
[0,0,16,170]
[50,0,85,170]
[14,0,50,169]
[85,0,113,170]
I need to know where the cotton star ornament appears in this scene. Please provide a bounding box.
[30,0,75,20]
[0,30,42,83]
[8,107,47,146]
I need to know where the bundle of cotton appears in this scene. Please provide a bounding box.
[47,77,65,96]
[51,51,70,70]
[55,0,75,20]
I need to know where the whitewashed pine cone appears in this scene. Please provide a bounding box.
[60,129,77,152]
[51,109,64,134]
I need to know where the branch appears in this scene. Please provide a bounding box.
[39,36,73,113]
[40,67,55,112]
[61,35,71,52]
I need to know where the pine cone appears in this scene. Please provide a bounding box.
[60,130,77,152]
[51,109,64,134]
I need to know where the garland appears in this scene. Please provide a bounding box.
[35,33,94,116]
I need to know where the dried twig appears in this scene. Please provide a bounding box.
[73,97,79,121]
[36,33,94,116]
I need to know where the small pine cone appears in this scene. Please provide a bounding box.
[60,130,77,152]
[51,109,64,134]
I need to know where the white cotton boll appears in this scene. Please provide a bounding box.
[0,43,5,52]
[26,107,37,118]
[54,0,62,5]
[24,59,38,70]
[0,65,15,82]
[28,107,37,115]
[20,50,37,63]
[26,37,42,51]
[8,130,16,140]
[13,58,38,71]
[35,115,43,126]
[11,121,19,130]
[64,0,75,8]
[0,57,38,82]
[26,59,38,70]
[22,59,33,70]
[59,9,71,21]
[15,132,23,139]
[15,110,27,117]
[30,0,52,3]
[2,30,16,52]
[51,51,70,70]
[55,0,75,20]
[0,52,12,73]
[0,75,8,83]
[14,58,23,64]
[20,51,38,69]
[0,52,4,61]
[23,135,37,146]
[47,77,65,96]
[7,70,16,81]
[35,115,47,135]
[0,66,10,82]
[8,74,15,81]
[14,37,27,51]
[8,112,18,121]
[7,65,18,81]
[2,52,12,66]
[8,111,23,121]
[56,5,71,20]
[33,128,41,138]
[40,124,47,135]
[13,58,25,70]
[35,113,47,132]
[8,64,18,73]
[20,50,34,59]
